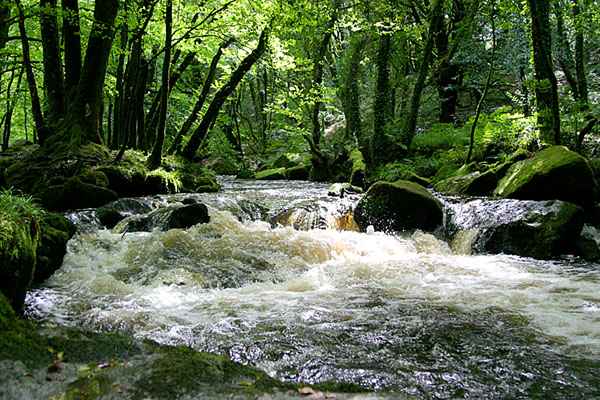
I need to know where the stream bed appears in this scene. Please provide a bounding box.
[24,177,600,398]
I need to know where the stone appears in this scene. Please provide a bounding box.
[287,165,311,181]
[348,148,367,189]
[354,180,443,233]
[166,203,210,230]
[327,182,363,197]
[235,170,255,179]
[494,146,597,209]
[97,199,153,228]
[34,213,76,284]
[0,217,38,312]
[255,168,287,180]
[40,177,118,211]
[434,169,498,197]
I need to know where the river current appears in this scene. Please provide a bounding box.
[25,178,600,398]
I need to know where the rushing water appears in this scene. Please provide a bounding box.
[25,178,600,398]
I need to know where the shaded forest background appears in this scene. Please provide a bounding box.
[0,0,599,181]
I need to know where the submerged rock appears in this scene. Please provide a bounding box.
[354,180,443,233]
[494,146,597,209]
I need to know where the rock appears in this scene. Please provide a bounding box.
[96,165,146,197]
[166,203,210,230]
[287,165,311,180]
[354,180,443,233]
[448,198,585,259]
[34,213,76,284]
[327,182,363,197]
[0,292,17,330]
[434,169,498,196]
[482,200,584,259]
[40,177,118,211]
[399,170,431,187]
[255,168,287,180]
[0,217,38,312]
[494,146,597,209]
[235,170,255,179]
[574,238,600,261]
[273,153,310,169]
[97,199,153,228]
[180,173,220,193]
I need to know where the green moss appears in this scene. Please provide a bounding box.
[349,148,367,188]
[65,375,112,400]
[494,146,596,208]
[255,168,287,180]
[134,345,284,399]
[78,169,109,188]
[0,292,17,331]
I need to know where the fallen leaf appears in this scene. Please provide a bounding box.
[46,374,66,381]
[47,365,62,373]
[325,394,337,399]
[238,381,252,387]
[24,373,34,378]
[309,392,324,399]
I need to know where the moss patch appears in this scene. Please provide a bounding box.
[255,168,287,180]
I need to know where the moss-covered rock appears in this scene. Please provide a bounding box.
[166,203,210,230]
[34,213,76,284]
[235,169,255,179]
[0,292,17,331]
[0,216,39,312]
[287,164,311,181]
[327,182,363,197]
[434,169,498,196]
[39,176,118,211]
[272,153,310,169]
[255,168,287,180]
[399,170,431,187]
[494,146,597,208]
[354,180,443,233]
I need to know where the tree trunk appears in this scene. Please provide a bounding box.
[167,39,232,154]
[179,27,269,160]
[40,0,65,124]
[147,0,172,170]
[371,31,392,164]
[61,0,82,102]
[16,0,46,143]
[340,34,366,148]
[111,18,128,149]
[44,0,119,151]
[401,0,445,149]
[528,0,560,145]
[0,2,10,51]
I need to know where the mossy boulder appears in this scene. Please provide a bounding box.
[255,168,286,180]
[180,172,220,193]
[96,165,146,197]
[34,213,76,284]
[0,217,39,312]
[235,169,255,179]
[0,292,17,331]
[39,176,118,211]
[354,180,443,233]
[434,169,498,196]
[287,164,311,181]
[399,170,431,187]
[479,200,585,259]
[272,153,309,169]
[494,146,597,208]
[166,203,210,230]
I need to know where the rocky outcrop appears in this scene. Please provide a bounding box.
[354,180,443,233]
[40,176,119,211]
[97,199,153,228]
[447,198,585,259]
[494,146,597,209]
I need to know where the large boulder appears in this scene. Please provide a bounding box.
[34,213,76,284]
[434,169,498,196]
[40,176,118,211]
[448,198,585,259]
[354,180,443,233]
[494,146,597,208]
[0,217,39,312]
[287,165,311,181]
[113,203,210,233]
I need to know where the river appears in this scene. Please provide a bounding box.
[25,177,600,398]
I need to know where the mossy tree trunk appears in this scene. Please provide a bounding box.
[528,0,560,145]
[340,34,366,154]
[40,0,65,125]
[61,0,82,102]
[400,0,445,150]
[0,2,10,51]
[179,26,269,161]
[370,30,392,165]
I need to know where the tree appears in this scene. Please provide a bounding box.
[527,0,560,145]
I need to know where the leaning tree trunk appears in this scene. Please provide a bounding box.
[401,0,445,150]
[179,27,269,160]
[528,0,560,145]
[147,0,172,170]
[44,0,120,151]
